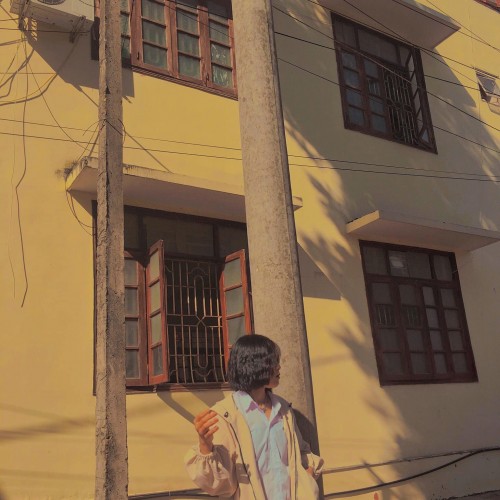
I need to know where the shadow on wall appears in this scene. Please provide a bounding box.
[276,0,500,498]
[21,18,135,98]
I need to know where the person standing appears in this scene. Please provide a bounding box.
[185,334,323,499]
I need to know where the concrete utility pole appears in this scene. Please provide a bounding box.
[95,0,128,495]
[231,1,319,451]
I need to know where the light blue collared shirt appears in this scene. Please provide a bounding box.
[233,390,290,500]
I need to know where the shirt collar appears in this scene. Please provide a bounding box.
[234,390,282,415]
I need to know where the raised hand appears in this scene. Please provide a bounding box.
[193,409,219,455]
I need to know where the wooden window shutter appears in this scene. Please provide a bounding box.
[124,251,148,386]
[146,240,169,385]
[220,250,252,368]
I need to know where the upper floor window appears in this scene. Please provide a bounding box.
[361,242,477,385]
[476,70,500,107]
[115,0,236,95]
[95,207,253,389]
[332,16,436,152]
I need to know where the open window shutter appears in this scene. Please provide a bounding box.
[124,251,148,386]
[146,240,169,385]
[220,250,252,369]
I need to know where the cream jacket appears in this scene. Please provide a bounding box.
[184,392,324,500]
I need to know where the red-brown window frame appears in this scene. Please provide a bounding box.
[360,241,478,386]
[93,204,253,391]
[331,15,437,153]
[92,0,237,99]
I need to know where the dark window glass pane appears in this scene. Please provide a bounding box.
[369,97,384,115]
[383,353,403,374]
[334,20,356,47]
[344,69,361,89]
[225,287,243,316]
[372,114,387,133]
[430,330,443,351]
[211,43,231,66]
[341,51,357,70]
[120,13,130,34]
[145,217,214,256]
[126,350,140,378]
[389,251,409,277]
[408,252,431,279]
[407,329,424,351]
[452,353,468,373]
[150,281,161,312]
[433,255,453,281]
[368,79,381,96]
[422,286,435,306]
[179,54,201,78]
[378,329,399,350]
[208,0,229,21]
[153,345,163,375]
[124,260,137,286]
[228,317,245,345]
[178,33,200,56]
[403,306,421,328]
[426,308,439,328]
[376,304,395,326]
[142,0,164,23]
[210,21,229,44]
[142,21,167,46]
[399,284,416,305]
[126,320,139,346]
[151,313,162,344]
[348,106,365,126]
[363,246,387,275]
[448,330,463,351]
[212,65,233,87]
[358,29,398,64]
[223,259,242,288]
[346,89,363,107]
[445,309,460,329]
[434,353,447,374]
[364,58,379,78]
[372,283,392,304]
[124,212,140,249]
[144,44,168,68]
[440,288,456,308]
[218,226,247,257]
[411,353,429,374]
[125,288,138,315]
[121,37,131,59]
[177,10,198,34]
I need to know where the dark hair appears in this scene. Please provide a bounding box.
[227,334,281,392]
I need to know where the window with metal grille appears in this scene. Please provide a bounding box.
[92,0,236,97]
[114,207,252,388]
[332,15,436,152]
[360,241,477,385]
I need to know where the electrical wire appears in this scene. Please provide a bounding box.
[277,0,483,90]
[273,5,500,135]
[274,30,482,94]
[3,128,499,183]
[278,57,500,156]
[395,0,500,53]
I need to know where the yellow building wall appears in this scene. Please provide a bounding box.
[1,0,499,499]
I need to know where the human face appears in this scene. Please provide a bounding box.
[266,362,281,389]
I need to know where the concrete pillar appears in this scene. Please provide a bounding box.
[94,0,128,496]
[232,0,319,451]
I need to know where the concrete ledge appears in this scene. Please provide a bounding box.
[346,210,500,252]
[67,156,303,222]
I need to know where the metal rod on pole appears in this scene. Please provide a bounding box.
[95,0,128,495]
